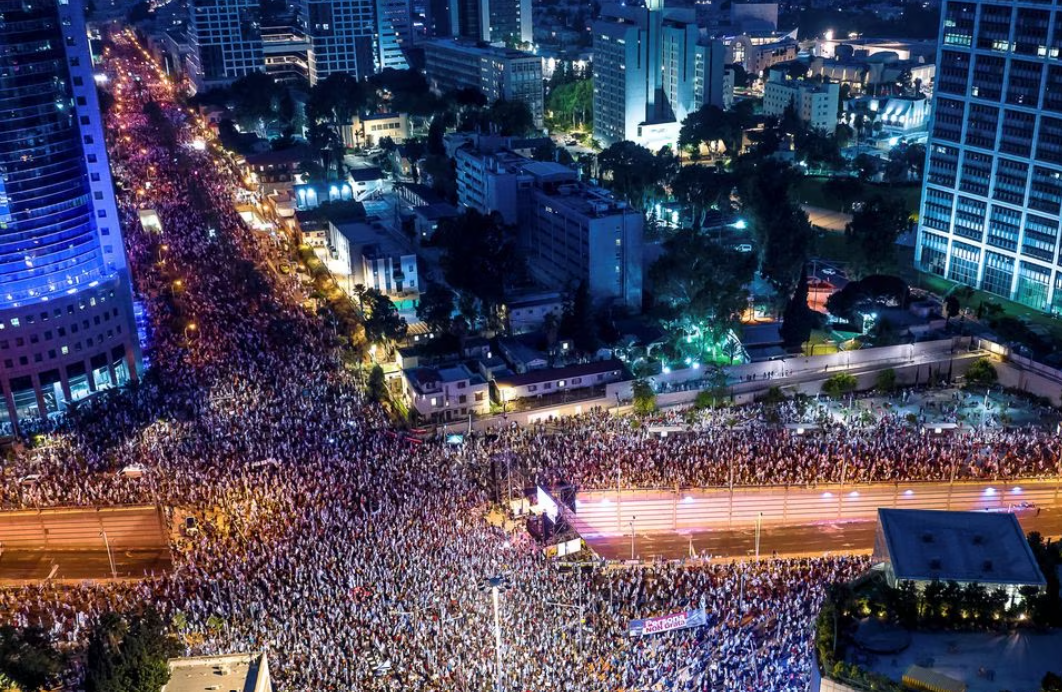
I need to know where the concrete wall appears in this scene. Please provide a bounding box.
[0,505,168,550]
[978,338,1062,406]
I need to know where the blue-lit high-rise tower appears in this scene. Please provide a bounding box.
[916,0,1062,314]
[0,0,141,431]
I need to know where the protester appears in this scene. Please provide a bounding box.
[0,35,1038,692]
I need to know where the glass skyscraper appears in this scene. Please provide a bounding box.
[916,0,1062,314]
[0,0,141,431]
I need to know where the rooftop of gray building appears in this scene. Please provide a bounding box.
[877,508,1046,586]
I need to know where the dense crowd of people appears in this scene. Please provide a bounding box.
[0,34,1052,692]
[478,407,1062,490]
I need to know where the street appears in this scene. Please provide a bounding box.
[0,548,173,583]
[586,508,1062,561]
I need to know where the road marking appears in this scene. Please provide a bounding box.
[47,564,59,580]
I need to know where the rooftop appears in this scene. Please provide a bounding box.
[877,509,1046,586]
[244,144,311,166]
[424,39,538,61]
[406,364,486,393]
[861,630,1062,692]
[362,112,403,122]
[163,653,267,692]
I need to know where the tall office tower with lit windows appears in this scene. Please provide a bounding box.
[916,0,1062,314]
[187,0,264,93]
[376,0,412,70]
[301,0,379,83]
[0,0,142,430]
[424,0,531,46]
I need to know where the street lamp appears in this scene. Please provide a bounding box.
[100,530,117,580]
[184,322,197,340]
[629,516,637,560]
[479,575,511,692]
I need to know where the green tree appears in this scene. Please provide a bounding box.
[649,230,755,360]
[670,166,732,229]
[86,609,179,692]
[741,161,813,297]
[631,380,657,415]
[964,358,998,386]
[362,289,408,345]
[875,368,897,392]
[367,365,388,403]
[678,104,748,156]
[597,141,671,210]
[431,210,523,319]
[1043,672,1062,692]
[852,153,883,181]
[228,72,286,136]
[546,78,593,132]
[559,281,599,353]
[369,68,438,116]
[0,626,63,692]
[944,295,961,325]
[821,372,857,397]
[780,265,817,350]
[416,283,455,334]
[844,196,911,276]
[460,99,536,136]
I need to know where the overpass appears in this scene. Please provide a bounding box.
[0,505,173,582]
[570,479,1062,536]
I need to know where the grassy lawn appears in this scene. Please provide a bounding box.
[902,266,1062,345]
[791,177,923,214]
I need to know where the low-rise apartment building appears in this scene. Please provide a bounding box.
[763,69,839,133]
[403,364,490,422]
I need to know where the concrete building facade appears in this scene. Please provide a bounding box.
[453,147,644,310]
[187,0,264,93]
[593,1,725,148]
[915,0,1062,314]
[423,40,544,127]
[300,0,378,83]
[763,69,840,133]
[0,0,142,430]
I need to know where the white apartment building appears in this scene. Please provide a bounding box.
[593,0,726,147]
[763,69,840,133]
[402,364,490,422]
[453,147,644,310]
[326,221,420,311]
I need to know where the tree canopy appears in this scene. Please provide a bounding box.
[459,98,536,137]
[670,166,732,229]
[415,283,456,334]
[844,195,911,277]
[546,78,592,132]
[430,210,524,316]
[597,141,676,210]
[740,161,813,297]
[649,230,755,360]
[678,104,752,156]
[362,288,408,344]
[86,609,179,692]
[0,626,63,692]
[825,275,909,323]
[780,265,818,349]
